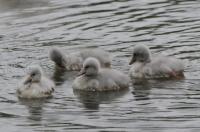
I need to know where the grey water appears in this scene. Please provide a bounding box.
[0,0,200,131]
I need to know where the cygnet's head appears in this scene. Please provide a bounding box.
[78,57,100,76]
[24,66,42,84]
[49,47,66,68]
[129,44,151,65]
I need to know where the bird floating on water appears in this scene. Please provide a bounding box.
[49,47,111,71]
[129,44,184,79]
[17,65,55,99]
[72,57,130,91]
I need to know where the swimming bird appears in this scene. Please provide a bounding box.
[17,66,55,98]
[49,47,111,71]
[129,44,184,79]
[72,57,130,91]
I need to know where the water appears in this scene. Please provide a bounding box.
[0,0,200,131]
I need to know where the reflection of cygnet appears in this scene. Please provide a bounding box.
[72,57,130,91]
[129,44,184,79]
[17,66,55,98]
[49,47,111,71]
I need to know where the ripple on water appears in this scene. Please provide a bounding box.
[0,0,200,131]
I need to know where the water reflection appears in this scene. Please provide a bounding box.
[18,98,48,122]
[132,80,151,101]
[52,68,78,85]
[74,89,129,110]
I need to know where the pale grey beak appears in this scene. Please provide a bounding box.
[24,76,32,84]
[77,69,86,76]
[104,62,111,68]
[129,56,136,65]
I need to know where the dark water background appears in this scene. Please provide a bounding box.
[0,0,200,131]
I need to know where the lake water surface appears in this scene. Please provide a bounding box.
[0,0,200,131]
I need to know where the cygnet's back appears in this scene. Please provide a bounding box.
[101,69,130,88]
[141,56,184,78]
[150,55,184,72]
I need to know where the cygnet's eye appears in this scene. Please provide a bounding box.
[85,65,89,69]
[133,53,137,57]
[31,73,36,76]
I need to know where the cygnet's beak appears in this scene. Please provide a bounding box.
[24,75,32,84]
[60,58,67,68]
[55,58,66,69]
[129,56,136,65]
[77,69,86,76]
[105,62,111,68]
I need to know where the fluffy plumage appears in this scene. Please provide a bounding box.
[49,47,111,71]
[17,66,55,98]
[129,44,184,79]
[72,57,130,91]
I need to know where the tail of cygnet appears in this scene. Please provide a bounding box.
[49,47,66,68]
